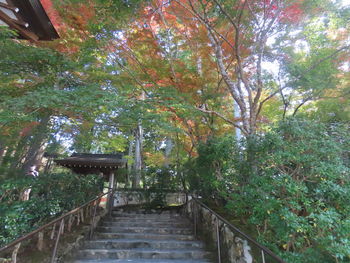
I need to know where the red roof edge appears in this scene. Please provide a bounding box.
[39,0,63,31]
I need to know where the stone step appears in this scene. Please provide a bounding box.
[111,213,182,219]
[76,248,210,260]
[96,226,193,235]
[73,210,212,263]
[112,210,182,215]
[105,218,189,224]
[101,221,191,228]
[109,216,181,221]
[84,239,204,250]
[94,232,196,241]
[73,259,211,263]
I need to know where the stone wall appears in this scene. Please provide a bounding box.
[112,190,186,207]
[183,199,255,263]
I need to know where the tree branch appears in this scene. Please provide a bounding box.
[307,45,350,72]
[195,106,247,135]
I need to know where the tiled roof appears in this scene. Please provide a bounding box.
[55,153,126,168]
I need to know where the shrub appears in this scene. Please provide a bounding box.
[0,173,103,246]
[187,119,350,262]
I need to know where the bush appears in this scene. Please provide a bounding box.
[186,135,240,200]
[187,119,350,262]
[143,166,182,191]
[0,173,103,246]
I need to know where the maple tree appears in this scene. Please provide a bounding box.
[39,0,349,180]
[70,0,349,182]
[0,25,113,175]
[0,0,348,189]
[75,0,348,141]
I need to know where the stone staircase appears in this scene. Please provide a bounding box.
[72,208,213,263]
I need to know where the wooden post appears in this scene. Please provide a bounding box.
[51,219,64,263]
[109,172,115,190]
[216,218,221,263]
[50,223,56,239]
[77,212,80,226]
[108,172,115,209]
[11,242,21,263]
[68,214,73,232]
[61,220,65,234]
[80,209,84,223]
[90,202,98,239]
[37,232,44,251]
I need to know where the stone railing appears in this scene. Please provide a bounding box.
[183,197,286,263]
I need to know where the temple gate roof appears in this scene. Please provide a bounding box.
[0,0,59,41]
[54,153,127,176]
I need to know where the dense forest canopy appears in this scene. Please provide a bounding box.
[0,0,349,262]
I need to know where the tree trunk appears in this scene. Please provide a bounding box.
[164,137,173,168]
[233,100,242,143]
[44,157,53,174]
[132,123,143,188]
[22,114,51,174]
[1,143,15,168]
[0,142,7,166]
[127,137,134,188]
[8,136,30,172]
[245,134,258,181]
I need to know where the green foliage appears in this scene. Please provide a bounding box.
[187,119,350,262]
[0,27,17,39]
[0,173,103,246]
[140,167,184,209]
[143,167,182,191]
[186,135,240,198]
